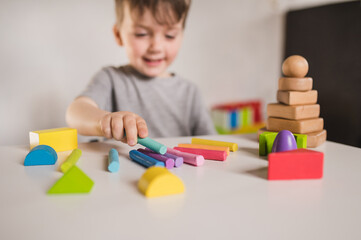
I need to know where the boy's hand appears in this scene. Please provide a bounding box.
[99,111,148,146]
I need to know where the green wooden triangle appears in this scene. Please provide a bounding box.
[47,166,94,194]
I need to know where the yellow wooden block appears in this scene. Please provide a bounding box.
[29,127,77,152]
[138,167,185,198]
[178,143,230,155]
[191,138,238,152]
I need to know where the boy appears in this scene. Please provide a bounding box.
[66,0,216,146]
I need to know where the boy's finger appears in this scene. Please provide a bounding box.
[123,115,137,146]
[100,114,112,139]
[111,115,124,141]
[136,118,148,138]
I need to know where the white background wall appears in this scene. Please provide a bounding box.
[0,0,346,145]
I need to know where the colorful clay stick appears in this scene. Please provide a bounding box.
[163,152,184,168]
[138,167,185,198]
[178,143,230,155]
[271,130,297,153]
[129,150,165,168]
[268,149,324,180]
[48,166,94,194]
[278,77,313,91]
[137,137,167,154]
[191,138,238,152]
[267,103,320,120]
[306,129,327,148]
[137,149,174,169]
[108,148,120,173]
[277,90,318,106]
[60,148,82,173]
[166,148,204,166]
[24,145,58,166]
[29,127,77,152]
[266,117,324,134]
[174,147,227,161]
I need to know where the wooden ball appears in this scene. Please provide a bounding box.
[282,55,309,77]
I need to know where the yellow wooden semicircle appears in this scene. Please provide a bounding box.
[138,167,185,198]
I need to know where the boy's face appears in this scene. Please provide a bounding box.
[114,4,184,78]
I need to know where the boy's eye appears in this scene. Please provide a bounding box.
[135,33,148,37]
[165,34,176,39]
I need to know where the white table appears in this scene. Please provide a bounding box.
[1,134,361,240]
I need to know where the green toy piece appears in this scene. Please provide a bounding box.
[259,131,307,156]
[47,166,94,194]
[60,148,82,173]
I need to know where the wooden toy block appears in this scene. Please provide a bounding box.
[306,129,327,148]
[266,117,324,134]
[47,166,94,194]
[29,127,77,152]
[166,148,204,166]
[108,148,120,173]
[282,55,309,78]
[24,145,57,166]
[174,147,227,161]
[138,167,185,198]
[129,150,165,168]
[277,90,318,105]
[137,137,167,154]
[178,143,230,155]
[268,148,324,180]
[61,148,81,173]
[278,77,313,91]
[191,138,238,152]
[267,103,320,120]
[257,127,268,140]
[138,149,174,169]
[259,131,307,156]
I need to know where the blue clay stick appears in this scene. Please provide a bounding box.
[129,150,165,168]
[108,148,120,173]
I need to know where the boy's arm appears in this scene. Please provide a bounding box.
[66,96,148,145]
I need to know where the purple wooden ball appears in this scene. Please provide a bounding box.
[271,130,297,153]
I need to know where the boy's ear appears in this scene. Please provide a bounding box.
[113,24,123,46]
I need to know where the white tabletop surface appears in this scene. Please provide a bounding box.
[1,134,361,240]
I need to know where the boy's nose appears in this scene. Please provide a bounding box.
[148,36,163,53]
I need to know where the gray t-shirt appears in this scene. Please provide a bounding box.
[80,65,216,138]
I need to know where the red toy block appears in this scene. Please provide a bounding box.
[268,148,323,180]
[173,147,227,161]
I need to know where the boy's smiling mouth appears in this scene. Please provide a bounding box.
[143,57,164,66]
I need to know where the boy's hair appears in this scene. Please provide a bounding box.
[115,0,191,27]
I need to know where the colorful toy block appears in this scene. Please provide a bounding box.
[47,166,94,194]
[271,130,297,153]
[277,90,318,105]
[174,147,227,161]
[138,149,174,169]
[129,150,165,168]
[60,148,81,173]
[266,117,324,134]
[268,149,324,180]
[29,127,77,152]
[138,167,185,198]
[137,137,167,154]
[178,143,230,155]
[24,145,58,166]
[267,103,320,120]
[108,148,120,173]
[166,148,204,166]
[259,131,307,156]
[191,138,238,152]
[278,77,313,91]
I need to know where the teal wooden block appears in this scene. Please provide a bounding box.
[24,145,58,166]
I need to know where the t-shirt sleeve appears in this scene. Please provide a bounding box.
[79,68,113,112]
[190,85,217,136]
